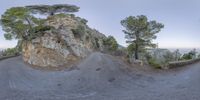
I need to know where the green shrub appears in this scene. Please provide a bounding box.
[71,25,85,38]
[181,53,192,60]
[2,47,19,56]
[148,58,162,69]
[145,53,162,69]
[80,18,88,24]
[181,49,197,60]
[24,25,53,41]
[103,36,118,51]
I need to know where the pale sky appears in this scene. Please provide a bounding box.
[0,0,200,49]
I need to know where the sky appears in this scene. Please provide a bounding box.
[0,0,200,49]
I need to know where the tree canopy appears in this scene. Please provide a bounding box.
[121,15,164,59]
[0,7,49,41]
[1,7,30,40]
[26,4,79,16]
[0,4,80,52]
[0,4,79,41]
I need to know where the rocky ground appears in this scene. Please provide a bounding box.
[23,14,107,68]
[0,52,200,100]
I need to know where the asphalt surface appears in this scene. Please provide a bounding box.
[0,52,200,100]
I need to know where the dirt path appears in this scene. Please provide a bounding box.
[0,52,200,100]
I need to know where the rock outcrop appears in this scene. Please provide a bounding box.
[22,14,106,68]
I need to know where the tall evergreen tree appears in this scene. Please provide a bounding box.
[121,15,164,59]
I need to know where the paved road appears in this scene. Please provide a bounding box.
[0,52,200,100]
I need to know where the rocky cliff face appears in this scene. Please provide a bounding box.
[22,14,106,68]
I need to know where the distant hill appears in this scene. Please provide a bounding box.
[168,48,200,54]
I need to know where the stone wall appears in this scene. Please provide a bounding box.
[0,55,20,61]
[167,58,200,69]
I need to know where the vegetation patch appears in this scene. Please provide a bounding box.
[103,36,118,51]
[71,25,86,38]
[1,48,19,57]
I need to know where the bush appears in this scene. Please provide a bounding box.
[181,53,192,60]
[145,53,162,69]
[2,47,19,56]
[23,25,53,41]
[80,18,88,24]
[103,36,118,51]
[181,50,197,60]
[163,51,174,63]
[71,25,85,38]
[112,48,127,56]
[75,16,88,24]
[148,58,162,69]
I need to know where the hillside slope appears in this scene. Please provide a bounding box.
[23,14,107,68]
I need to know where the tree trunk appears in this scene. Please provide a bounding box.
[135,43,139,60]
[25,17,32,31]
[135,33,139,60]
[50,11,55,16]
